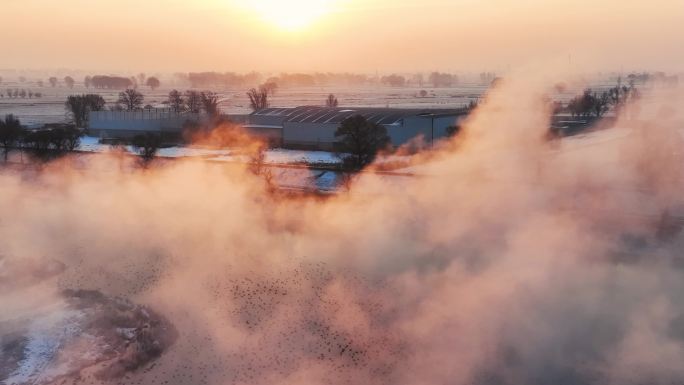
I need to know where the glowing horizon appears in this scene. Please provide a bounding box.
[0,0,682,73]
[241,0,337,32]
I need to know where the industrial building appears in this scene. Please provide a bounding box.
[88,106,467,150]
[88,109,205,139]
[245,106,468,150]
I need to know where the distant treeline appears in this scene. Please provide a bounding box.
[1,89,42,98]
[626,72,679,86]
[88,75,134,89]
[270,73,370,87]
[182,72,262,88]
[181,72,397,88]
[180,71,474,88]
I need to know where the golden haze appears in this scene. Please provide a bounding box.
[0,0,682,72]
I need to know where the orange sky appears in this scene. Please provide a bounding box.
[1,0,682,73]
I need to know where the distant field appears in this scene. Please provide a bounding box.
[0,79,625,127]
[0,83,491,127]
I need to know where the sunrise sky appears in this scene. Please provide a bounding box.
[1,0,683,73]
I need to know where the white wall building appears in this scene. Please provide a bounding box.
[88,109,205,138]
[246,106,468,150]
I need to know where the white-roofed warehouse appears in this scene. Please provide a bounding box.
[245,106,468,150]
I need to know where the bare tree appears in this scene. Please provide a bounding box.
[325,94,339,108]
[261,81,278,95]
[65,94,106,128]
[200,91,220,117]
[185,90,202,113]
[334,115,391,172]
[0,114,23,162]
[168,90,185,113]
[131,133,162,167]
[429,72,457,87]
[567,89,611,118]
[247,87,269,111]
[64,76,75,89]
[145,77,161,90]
[117,89,144,111]
[592,92,611,118]
[381,74,406,87]
[248,144,275,191]
[90,75,133,89]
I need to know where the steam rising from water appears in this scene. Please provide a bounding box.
[1,73,684,385]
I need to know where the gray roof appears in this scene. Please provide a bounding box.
[251,106,466,126]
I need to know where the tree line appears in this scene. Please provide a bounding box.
[182,72,370,88]
[245,83,341,111]
[63,92,145,127]
[0,113,170,167]
[380,72,462,88]
[0,75,162,90]
[85,75,160,90]
[181,71,471,89]
[565,81,640,119]
[60,89,222,130]
[1,89,43,98]
[62,90,146,128]
[166,90,220,116]
[0,115,83,162]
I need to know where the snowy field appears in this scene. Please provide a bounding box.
[74,137,346,192]
[78,136,343,166]
[0,75,627,128]
[0,82,491,128]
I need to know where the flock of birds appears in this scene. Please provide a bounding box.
[24,254,411,385]
[201,261,407,385]
[57,252,169,298]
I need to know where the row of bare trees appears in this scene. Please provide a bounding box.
[180,71,475,89]
[63,89,218,119]
[85,75,160,90]
[566,81,640,118]
[63,90,147,128]
[183,72,369,88]
[380,72,462,88]
[167,90,220,116]
[2,89,43,98]
[0,113,162,167]
[0,115,84,162]
[2,75,161,90]
[246,83,339,112]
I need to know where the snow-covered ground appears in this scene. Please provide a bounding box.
[0,284,175,385]
[3,303,87,385]
[78,136,343,165]
[0,83,490,128]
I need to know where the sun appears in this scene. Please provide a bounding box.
[247,0,335,31]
